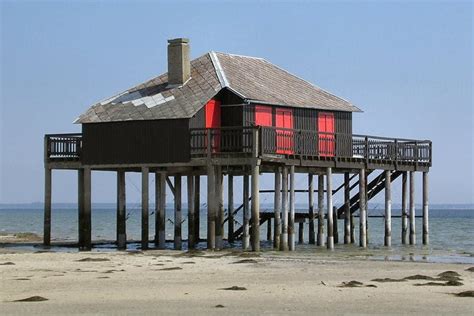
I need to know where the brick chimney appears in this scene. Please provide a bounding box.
[167,38,190,86]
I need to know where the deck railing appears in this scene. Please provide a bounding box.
[190,126,432,164]
[44,133,82,161]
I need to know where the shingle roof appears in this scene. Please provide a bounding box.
[75,52,360,124]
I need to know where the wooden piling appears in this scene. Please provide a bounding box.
[141,167,149,250]
[365,171,369,244]
[273,168,281,249]
[44,167,52,247]
[267,219,272,241]
[422,171,429,245]
[409,171,416,245]
[281,167,289,251]
[78,169,84,248]
[251,163,260,252]
[333,206,338,244]
[227,175,235,243]
[401,171,408,244]
[215,166,224,250]
[174,175,182,250]
[384,170,392,247]
[289,165,296,251]
[298,222,304,244]
[242,174,250,250]
[82,167,92,251]
[326,168,334,250]
[359,168,367,248]
[308,173,315,244]
[117,171,126,250]
[194,176,200,243]
[207,165,216,250]
[343,172,351,244]
[187,175,196,249]
[157,173,166,249]
[350,212,355,244]
[317,174,325,247]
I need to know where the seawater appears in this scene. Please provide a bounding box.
[0,206,473,263]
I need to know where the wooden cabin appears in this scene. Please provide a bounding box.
[44,38,432,252]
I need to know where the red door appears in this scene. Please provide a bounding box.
[318,112,335,156]
[255,105,272,127]
[205,99,221,152]
[276,108,294,154]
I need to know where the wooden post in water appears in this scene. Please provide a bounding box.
[298,222,304,244]
[273,168,281,249]
[174,175,182,250]
[44,167,52,247]
[317,174,325,247]
[207,165,216,250]
[333,206,338,244]
[141,167,149,250]
[344,172,351,244]
[227,175,234,243]
[422,171,429,245]
[289,165,296,251]
[187,175,196,249]
[359,168,367,248]
[78,169,84,249]
[281,167,289,251]
[251,163,260,252]
[215,166,224,250]
[409,171,416,245]
[267,219,272,241]
[308,173,315,244]
[242,174,250,250]
[384,170,392,247]
[117,171,126,250]
[401,172,408,244]
[194,176,200,243]
[326,167,334,250]
[157,173,166,249]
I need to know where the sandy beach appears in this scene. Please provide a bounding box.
[1,247,473,315]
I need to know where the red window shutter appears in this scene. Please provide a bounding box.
[255,105,273,126]
[275,108,294,154]
[318,112,335,157]
[205,99,221,152]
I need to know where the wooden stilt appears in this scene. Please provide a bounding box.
[298,222,304,244]
[194,176,200,243]
[117,171,126,250]
[384,170,392,247]
[350,212,355,244]
[141,167,149,250]
[333,207,338,244]
[44,167,52,247]
[207,165,216,250]
[251,163,260,252]
[82,167,92,251]
[344,172,351,244]
[317,174,325,247]
[158,173,166,249]
[174,175,182,250]
[78,169,84,249]
[215,166,224,250]
[326,167,334,250]
[409,171,416,245]
[228,175,235,244]
[281,167,289,251]
[289,165,295,251]
[422,171,429,245]
[187,175,195,249]
[308,173,315,244]
[154,173,160,247]
[401,171,408,244]
[359,168,367,248]
[267,219,272,241]
[273,168,281,249]
[242,174,250,250]
[365,171,369,244]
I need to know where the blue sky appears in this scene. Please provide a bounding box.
[0,0,472,205]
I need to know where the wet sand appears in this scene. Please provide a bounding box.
[0,248,473,315]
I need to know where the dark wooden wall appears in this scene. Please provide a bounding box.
[82,119,190,165]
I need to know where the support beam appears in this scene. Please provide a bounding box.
[350,212,355,244]
[44,167,52,247]
[207,165,216,250]
[344,172,351,244]
[289,165,295,251]
[423,171,429,245]
[359,168,367,248]
[215,166,224,250]
[366,171,369,245]
[280,167,289,251]
[308,173,315,244]
[326,167,334,250]
[401,172,408,244]
[141,167,149,250]
[81,167,92,251]
[385,170,392,247]
[273,168,281,249]
[117,171,126,250]
[78,169,84,248]
[298,222,304,244]
[251,163,260,252]
[174,175,182,250]
[157,173,166,249]
[267,219,272,241]
[227,175,235,243]
[194,176,200,243]
[409,171,416,245]
[242,174,250,250]
[187,175,196,249]
[317,174,325,247]
[333,206,338,244]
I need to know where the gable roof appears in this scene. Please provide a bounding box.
[75,52,361,124]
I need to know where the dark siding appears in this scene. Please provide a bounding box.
[243,104,255,126]
[82,119,190,165]
[294,108,317,131]
[222,106,243,127]
[335,111,352,156]
[189,107,205,129]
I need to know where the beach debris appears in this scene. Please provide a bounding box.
[453,291,474,298]
[372,278,406,283]
[465,267,474,272]
[414,280,463,287]
[321,281,327,286]
[97,276,110,279]
[14,278,31,281]
[215,304,225,308]
[13,296,48,302]
[438,271,461,278]
[76,257,110,262]
[158,267,183,271]
[403,274,436,281]
[0,262,15,265]
[182,261,196,264]
[220,286,247,291]
[231,259,258,264]
[338,281,377,288]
